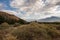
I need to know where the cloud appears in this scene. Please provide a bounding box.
[0,10,17,15]
[10,0,60,20]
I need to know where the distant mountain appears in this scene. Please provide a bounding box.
[0,11,26,24]
[38,16,60,22]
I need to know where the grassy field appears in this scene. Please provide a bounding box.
[0,22,60,40]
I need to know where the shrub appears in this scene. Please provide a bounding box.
[14,23,20,27]
[0,22,10,29]
[11,22,60,40]
[5,34,17,40]
[0,22,60,40]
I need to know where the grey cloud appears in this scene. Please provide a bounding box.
[56,2,60,5]
[10,0,60,20]
[40,0,60,12]
[23,0,37,7]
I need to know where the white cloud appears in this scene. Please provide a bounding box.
[10,0,60,20]
[10,0,25,8]
[0,9,17,16]
[0,10,17,15]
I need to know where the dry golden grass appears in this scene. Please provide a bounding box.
[11,22,60,40]
[0,22,60,40]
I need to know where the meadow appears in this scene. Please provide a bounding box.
[0,22,60,40]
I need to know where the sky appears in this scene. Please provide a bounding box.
[0,0,60,21]
[0,0,16,10]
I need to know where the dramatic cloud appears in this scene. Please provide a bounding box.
[10,0,60,20]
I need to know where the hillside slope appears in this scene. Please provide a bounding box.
[0,11,26,24]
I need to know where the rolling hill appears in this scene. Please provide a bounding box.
[38,16,60,22]
[0,11,26,24]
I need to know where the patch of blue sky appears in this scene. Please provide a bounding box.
[0,0,16,11]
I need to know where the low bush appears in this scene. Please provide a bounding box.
[0,22,10,30]
[11,22,60,40]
